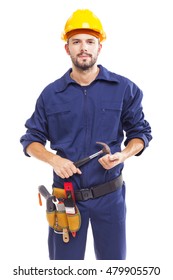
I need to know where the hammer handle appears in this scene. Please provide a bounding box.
[74,150,103,168]
[74,156,91,168]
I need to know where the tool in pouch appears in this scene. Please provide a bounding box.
[38,183,81,243]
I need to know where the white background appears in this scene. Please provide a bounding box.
[0,0,173,278]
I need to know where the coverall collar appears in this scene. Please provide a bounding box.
[55,64,120,93]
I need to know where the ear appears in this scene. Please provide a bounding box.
[98,43,102,54]
[65,44,70,55]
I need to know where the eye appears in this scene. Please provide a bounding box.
[72,40,80,44]
[88,40,95,44]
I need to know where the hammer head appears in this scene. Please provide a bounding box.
[96,142,111,154]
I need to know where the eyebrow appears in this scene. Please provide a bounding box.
[71,38,96,42]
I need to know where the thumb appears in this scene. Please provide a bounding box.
[109,154,119,161]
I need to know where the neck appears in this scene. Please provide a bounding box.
[70,65,99,86]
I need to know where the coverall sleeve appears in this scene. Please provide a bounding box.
[20,94,49,156]
[122,83,152,156]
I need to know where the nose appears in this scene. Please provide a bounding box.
[80,41,88,52]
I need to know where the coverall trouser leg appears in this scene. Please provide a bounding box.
[48,206,90,260]
[48,184,126,260]
[90,184,126,260]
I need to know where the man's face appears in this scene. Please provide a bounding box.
[65,33,102,70]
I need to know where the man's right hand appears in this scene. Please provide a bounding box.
[26,142,82,179]
[51,155,82,179]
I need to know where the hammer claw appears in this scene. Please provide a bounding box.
[74,141,111,168]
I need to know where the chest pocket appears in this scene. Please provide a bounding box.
[47,103,73,144]
[100,101,122,142]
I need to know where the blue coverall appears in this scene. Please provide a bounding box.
[20,65,152,260]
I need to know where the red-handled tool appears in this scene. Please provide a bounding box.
[64,182,76,237]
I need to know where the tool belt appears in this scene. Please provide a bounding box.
[44,174,123,242]
[74,174,123,201]
[46,188,81,235]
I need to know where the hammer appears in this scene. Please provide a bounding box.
[74,142,111,168]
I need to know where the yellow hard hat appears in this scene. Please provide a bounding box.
[61,9,106,42]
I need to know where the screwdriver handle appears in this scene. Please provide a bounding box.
[38,185,51,199]
[38,185,55,212]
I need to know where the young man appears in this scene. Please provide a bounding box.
[20,9,152,260]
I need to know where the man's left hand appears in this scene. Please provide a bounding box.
[98,153,125,170]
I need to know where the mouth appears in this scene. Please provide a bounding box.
[78,53,92,58]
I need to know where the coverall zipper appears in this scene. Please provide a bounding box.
[82,88,89,188]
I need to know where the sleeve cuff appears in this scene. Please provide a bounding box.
[124,134,149,156]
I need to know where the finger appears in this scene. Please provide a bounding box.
[57,171,65,179]
[70,167,82,175]
[67,164,82,176]
[57,165,72,178]
[99,155,109,165]
[76,168,82,175]
[63,164,82,177]
[63,167,73,177]
[98,158,110,169]
[69,162,82,175]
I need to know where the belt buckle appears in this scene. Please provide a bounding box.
[80,188,94,201]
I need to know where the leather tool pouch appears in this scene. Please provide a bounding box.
[46,188,81,233]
